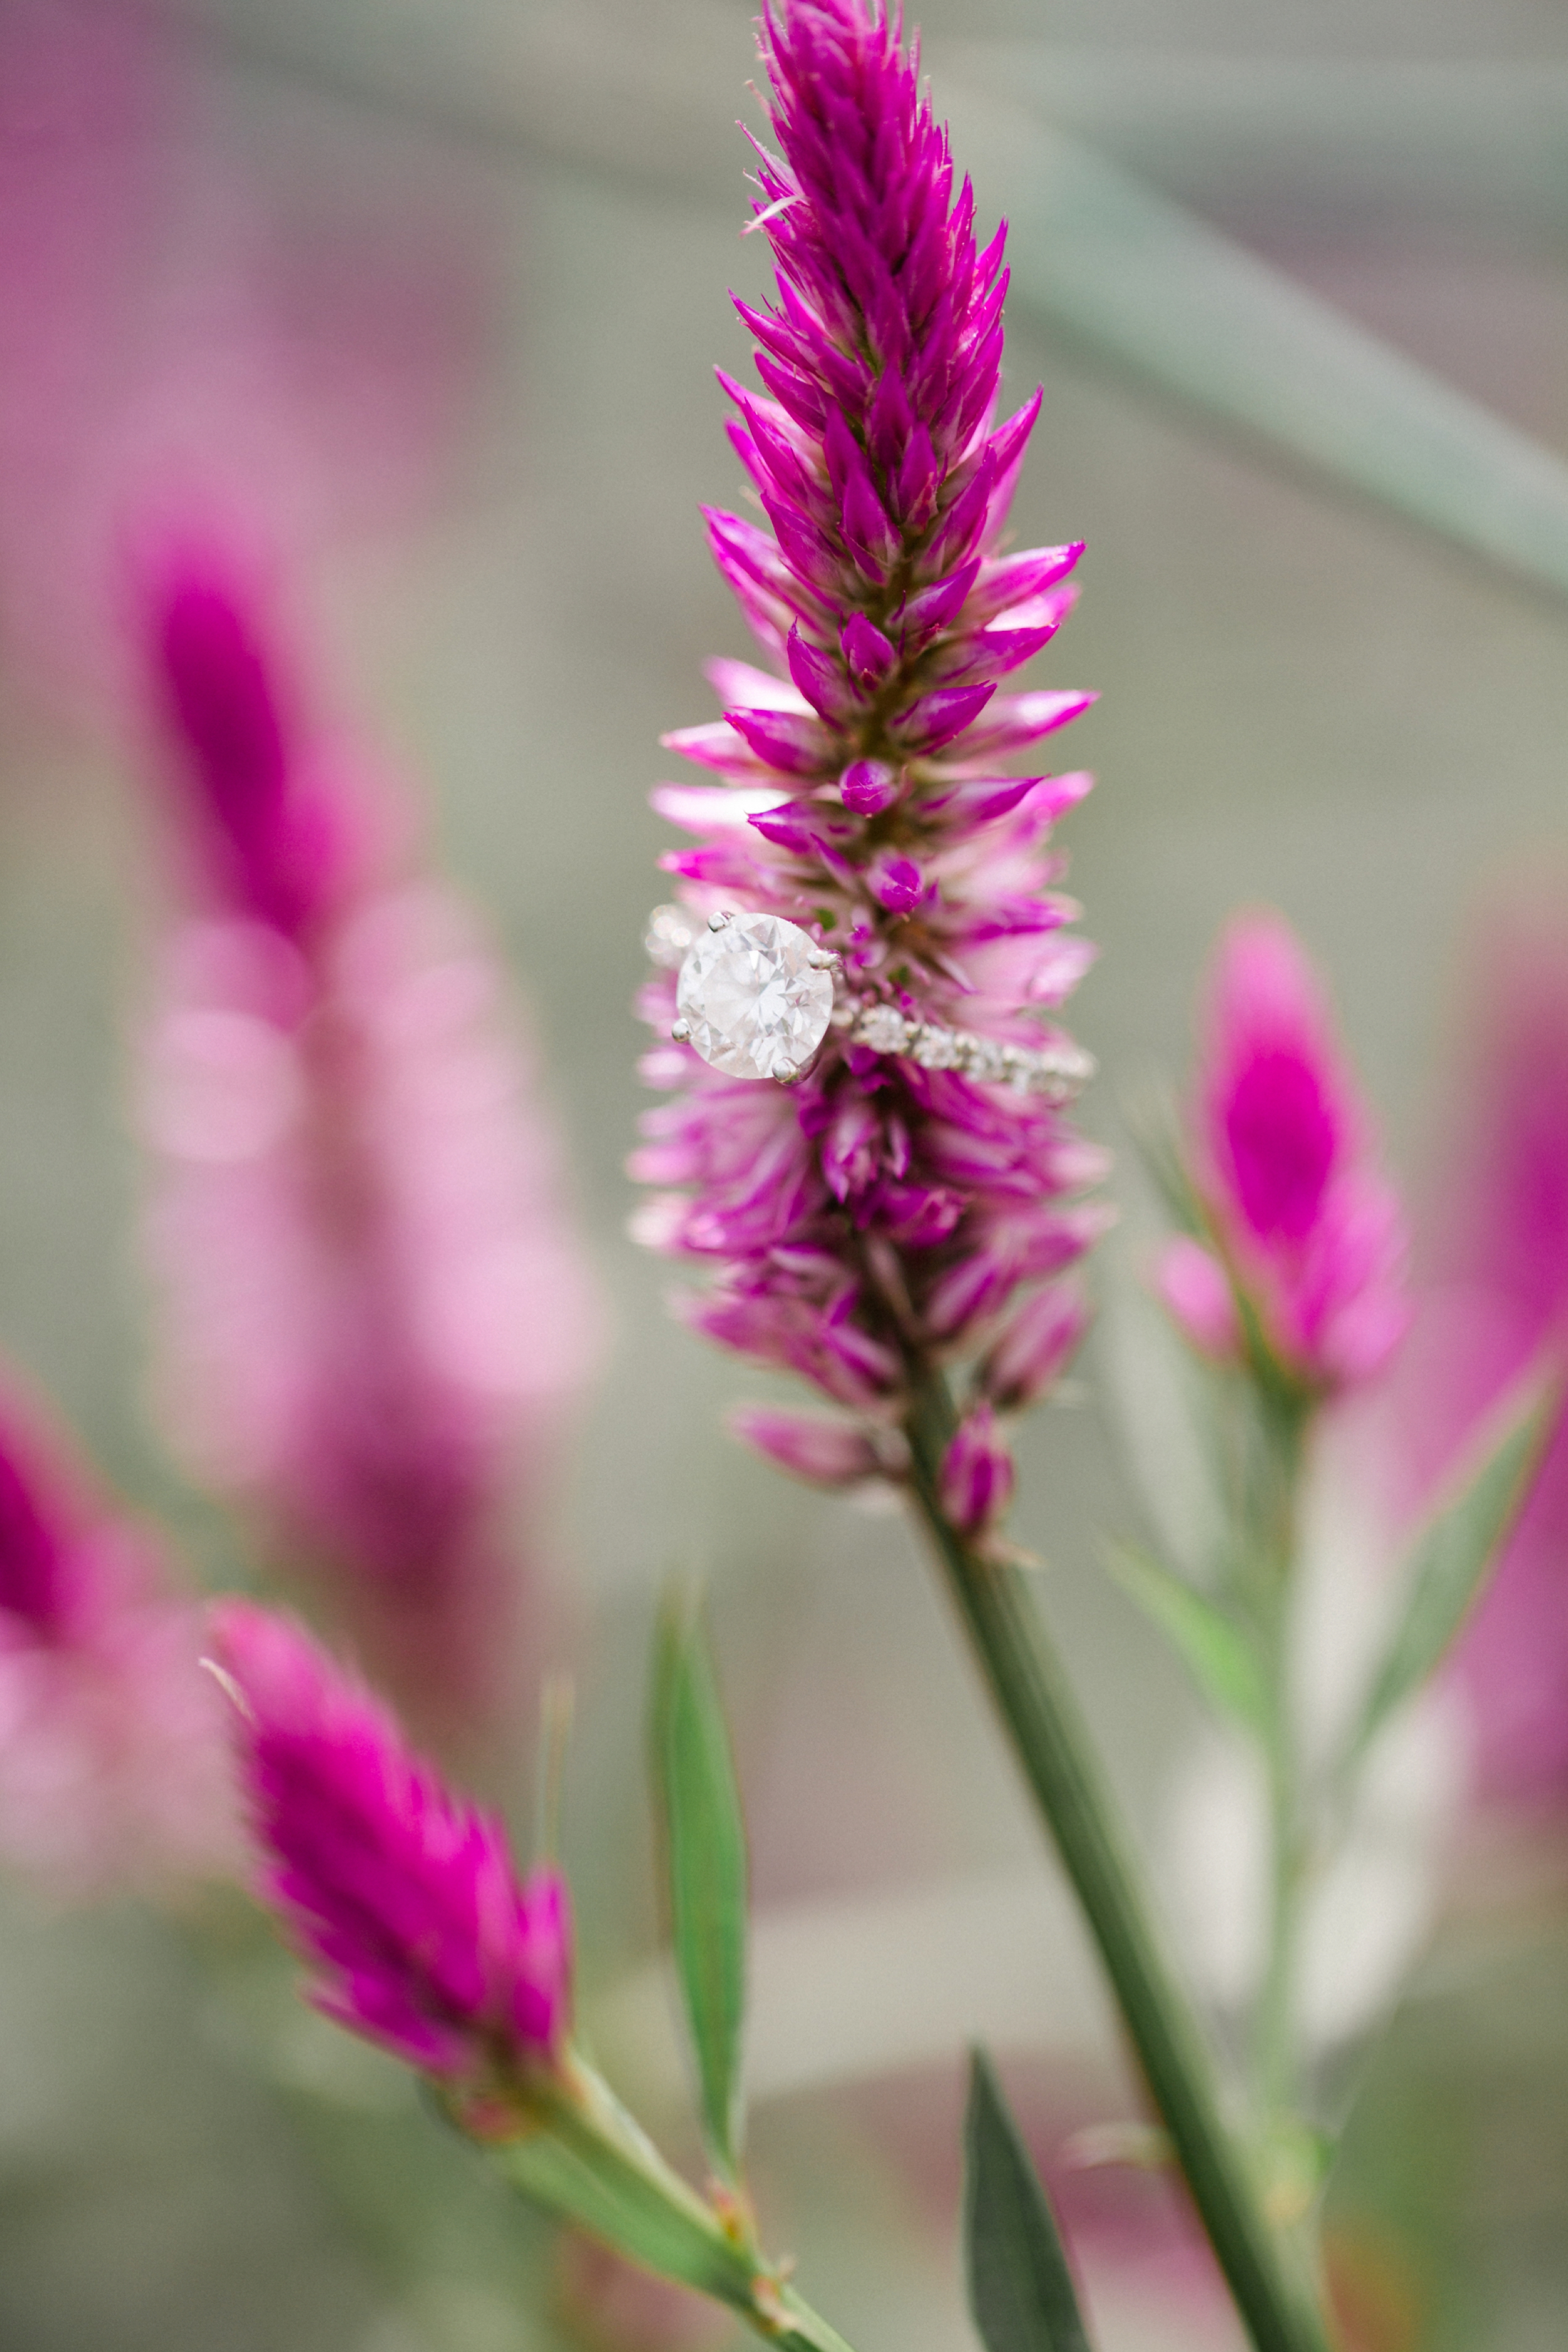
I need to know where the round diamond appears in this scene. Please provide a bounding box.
[676,913,835,1082]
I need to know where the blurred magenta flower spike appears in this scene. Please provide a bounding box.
[0,1374,229,1895]
[1389,903,1568,1809]
[156,564,347,933]
[1160,912,1409,1396]
[632,0,1106,1507]
[213,1599,571,2101]
[139,543,601,1749]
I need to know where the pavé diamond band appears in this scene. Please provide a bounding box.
[644,904,1096,1104]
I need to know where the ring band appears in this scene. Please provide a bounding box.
[645,904,1094,1104]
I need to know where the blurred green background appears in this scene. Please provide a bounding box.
[0,1,1565,2346]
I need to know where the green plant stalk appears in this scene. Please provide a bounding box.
[489,2055,857,2352]
[904,1369,1332,2352]
[1242,1395,1310,2134]
[1255,1673,1303,2131]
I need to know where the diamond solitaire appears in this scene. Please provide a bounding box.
[674,911,835,1083]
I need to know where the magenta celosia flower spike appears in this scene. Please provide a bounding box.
[633,0,1104,1504]
[0,1374,229,1894]
[139,541,601,1745]
[213,1599,571,2084]
[1159,912,1408,1393]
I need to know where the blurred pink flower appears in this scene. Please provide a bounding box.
[214,1599,571,2082]
[0,1371,229,1895]
[1162,913,1408,1394]
[0,0,495,716]
[1383,898,1568,1811]
[138,546,600,1745]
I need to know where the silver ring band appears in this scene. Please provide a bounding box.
[644,904,1094,1104]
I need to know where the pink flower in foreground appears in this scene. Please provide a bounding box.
[1382,902,1568,1810]
[213,1599,571,2084]
[633,0,1103,1501]
[1160,913,1408,1394]
[0,1375,228,1894]
[139,545,600,1742]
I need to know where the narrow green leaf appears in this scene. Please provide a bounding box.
[953,48,1568,246]
[651,1589,749,2183]
[965,2051,1093,2352]
[1105,1542,1268,1735]
[161,6,1568,601]
[1353,1371,1560,1760]
[938,88,1568,606]
[492,2068,862,2352]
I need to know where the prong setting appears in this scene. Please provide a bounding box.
[671,1020,692,1043]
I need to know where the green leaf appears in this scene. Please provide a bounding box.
[965,2051,1093,2352]
[160,8,1568,600]
[1105,1541,1268,1735]
[1353,1371,1560,1761]
[491,2066,862,2352]
[495,2100,749,2310]
[936,88,1568,605]
[651,1588,749,2183]
[953,48,1568,247]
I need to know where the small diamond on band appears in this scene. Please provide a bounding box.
[846,1005,1094,1103]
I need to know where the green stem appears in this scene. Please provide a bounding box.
[904,1370,1332,2352]
[1254,1690,1300,2126]
[1244,1396,1310,2133]
[489,2057,857,2352]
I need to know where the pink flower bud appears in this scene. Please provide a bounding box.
[938,1404,1015,1539]
[870,854,923,916]
[980,1281,1091,1409]
[839,759,899,817]
[840,612,896,688]
[727,1405,896,1489]
[1189,913,1407,1392]
[1154,1238,1241,1364]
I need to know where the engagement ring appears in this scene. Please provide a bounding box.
[644,906,1095,1103]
